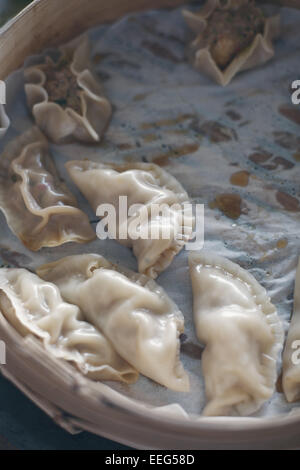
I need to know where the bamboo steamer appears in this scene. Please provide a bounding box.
[0,0,300,449]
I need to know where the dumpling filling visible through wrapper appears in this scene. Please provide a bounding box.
[183,0,280,86]
[24,36,112,143]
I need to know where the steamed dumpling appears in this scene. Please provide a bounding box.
[183,0,280,86]
[282,257,300,402]
[24,36,112,144]
[37,253,190,392]
[0,127,95,250]
[189,252,283,416]
[66,160,194,278]
[0,267,137,383]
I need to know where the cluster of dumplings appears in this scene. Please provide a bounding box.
[0,2,299,418]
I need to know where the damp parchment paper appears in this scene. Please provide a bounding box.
[1,4,300,419]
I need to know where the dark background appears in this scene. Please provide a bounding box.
[0,0,130,450]
[0,0,32,24]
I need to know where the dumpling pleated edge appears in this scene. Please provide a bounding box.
[183,0,280,86]
[37,253,191,393]
[0,267,139,385]
[24,35,112,144]
[189,251,284,416]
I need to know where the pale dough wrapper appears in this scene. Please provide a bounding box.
[0,127,96,250]
[66,160,194,279]
[183,0,280,86]
[0,104,10,139]
[24,36,112,143]
[37,253,190,393]
[0,268,138,384]
[189,252,283,416]
[282,257,300,402]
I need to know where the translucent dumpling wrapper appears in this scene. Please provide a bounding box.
[183,0,280,86]
[66,160,194,278]
[24,36,112,143]
[282,257,300,402]
[0,104,10,139]
[0,127,96,250]
[37,253,190,392]
[0,268,138,383]
[189,252,283,416]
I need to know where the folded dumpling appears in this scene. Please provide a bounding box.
[0,268,137,383]
[189,252,283,416]
[0,104,10,139]
[282,257,300,402]
[66,160,194,278]
[0,127,95,250]
[183,0,280,86]
[24,36,112,143]
[37,254,190,392]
